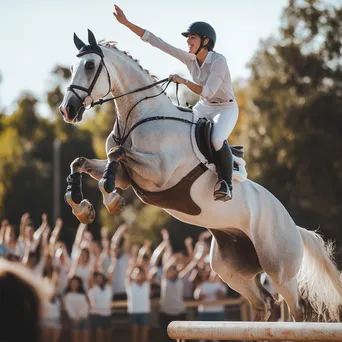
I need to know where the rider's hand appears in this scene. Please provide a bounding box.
[169,74,185,85]
[113,5,129,25]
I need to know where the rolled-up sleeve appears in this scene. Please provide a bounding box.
[201,58,227,99]
[141,30,193,66]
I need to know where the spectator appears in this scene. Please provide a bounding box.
[111,223,131,300]
[42,274,62,342]
[54,242,71,295]
[0,259,47,342]
[126,264,152,342]
[195,268,227,322]
[23,249,46,277]
[88,258,116,342]
[159,238,208,341]
[64,276,90,342]
[70,248,93,291]
[0,221,18,257]
[17,213,48,259]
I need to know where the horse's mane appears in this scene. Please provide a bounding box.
[98,40,159,83]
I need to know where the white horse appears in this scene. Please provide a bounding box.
[60,30,342,321]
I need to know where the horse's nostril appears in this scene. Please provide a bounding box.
[59,106,66,116]
[67,104,76,120]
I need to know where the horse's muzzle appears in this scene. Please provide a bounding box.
[59,95,85,123]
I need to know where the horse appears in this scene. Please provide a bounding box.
[59,30,342,322]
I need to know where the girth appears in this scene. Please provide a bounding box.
[127,163,208,216]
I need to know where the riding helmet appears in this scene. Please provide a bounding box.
[181,21,216,47]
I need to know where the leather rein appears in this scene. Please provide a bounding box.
[68,50,194,146]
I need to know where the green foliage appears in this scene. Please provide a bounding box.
[247,0,342,241]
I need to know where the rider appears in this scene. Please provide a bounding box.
[113,5,238,201]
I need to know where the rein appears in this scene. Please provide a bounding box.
[70,49,191,146]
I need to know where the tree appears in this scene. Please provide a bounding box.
[247,0,342,243]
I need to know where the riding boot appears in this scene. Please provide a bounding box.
[214,140,233,201]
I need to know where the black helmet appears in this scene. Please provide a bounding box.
[181,21,216,47]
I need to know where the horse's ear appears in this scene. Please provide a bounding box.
[88,29,97,47]
[74,33,85,50]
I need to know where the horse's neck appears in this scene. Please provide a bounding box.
[103,47,176,129]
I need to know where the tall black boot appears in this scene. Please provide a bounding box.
[214,140,233,201]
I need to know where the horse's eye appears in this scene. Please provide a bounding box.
[85,61,95,70]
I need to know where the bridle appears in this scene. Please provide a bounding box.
[67,50,112,109]
[67,49,194,146]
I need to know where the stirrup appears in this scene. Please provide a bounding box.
[214,180,232,202]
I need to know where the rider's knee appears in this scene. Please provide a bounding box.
[212,136,225,151]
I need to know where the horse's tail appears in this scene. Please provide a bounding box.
[297,226,342,321]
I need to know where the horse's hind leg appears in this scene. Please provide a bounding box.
[267,277,305,322]
[252,226,306,321]
[209,229,276,321]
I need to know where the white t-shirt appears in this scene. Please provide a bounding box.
[112,254,129,295]
[88,284,113,316]
[75,264,92,291]
[126,281,150,314]
[43,298,61,320]
[160,278,185,315]
[54,258,71,294]
[64,293,89,320]
[197,281,227,313]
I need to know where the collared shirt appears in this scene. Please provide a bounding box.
[141,30,235,104]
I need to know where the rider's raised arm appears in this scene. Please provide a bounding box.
[113,4,192,66]
[140,30,193,66]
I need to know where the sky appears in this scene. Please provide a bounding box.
[0,0,288,114]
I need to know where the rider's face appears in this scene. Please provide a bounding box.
[187,34,201,54]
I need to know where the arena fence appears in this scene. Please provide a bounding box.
[167,321,342,341]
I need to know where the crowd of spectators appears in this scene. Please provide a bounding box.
[0,213,235,342]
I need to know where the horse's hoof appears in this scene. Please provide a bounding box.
[105,194,125,214]
[99,178,115,194]
[73,199,96,224]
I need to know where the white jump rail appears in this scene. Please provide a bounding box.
[167,321,342,341]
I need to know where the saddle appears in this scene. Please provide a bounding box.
[176,106,243,161]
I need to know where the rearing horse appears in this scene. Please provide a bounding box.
[59,30,342,322]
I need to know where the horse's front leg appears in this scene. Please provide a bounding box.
[65,157,104,224]
[98,146,128,214]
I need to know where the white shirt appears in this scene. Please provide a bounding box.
[197,281,227,313]
[112,254,129,294]
[160,278,185,315]
[54,258,71,294]
[88,284,113,316]
[126,281,151,314]
[64,293,89,320]
[43,298,61,319]
[141,30,235,104]
[75,264,91,291]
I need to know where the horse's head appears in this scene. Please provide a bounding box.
[59,29,112,123]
